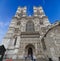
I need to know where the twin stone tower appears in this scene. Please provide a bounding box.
[2,6,60,61]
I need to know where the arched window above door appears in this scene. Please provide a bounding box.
[26,20,35,32]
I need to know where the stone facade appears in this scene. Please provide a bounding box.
[2,6,60,61]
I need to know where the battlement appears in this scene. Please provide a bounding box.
[33,6,44,13]
[15,6,45,18]
[17,6,26,13]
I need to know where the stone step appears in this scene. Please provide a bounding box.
[3,58,48,61]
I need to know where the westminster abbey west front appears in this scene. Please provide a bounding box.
[2,6,60,61]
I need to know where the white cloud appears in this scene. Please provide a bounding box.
[0,30,5,44]
[0,21,10,44]
[0,21,10,28]
[0,22,3,27]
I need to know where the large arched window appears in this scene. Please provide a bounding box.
[26,20,35,32]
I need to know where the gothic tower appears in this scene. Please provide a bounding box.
[2,6,51,60]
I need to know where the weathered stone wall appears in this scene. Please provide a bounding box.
[44,25,60,61]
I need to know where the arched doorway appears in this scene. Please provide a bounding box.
[28,47,33,56]
[25,44,35,58]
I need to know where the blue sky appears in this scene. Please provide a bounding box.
[0,0,60,44]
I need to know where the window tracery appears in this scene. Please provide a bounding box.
[26,20,35,32]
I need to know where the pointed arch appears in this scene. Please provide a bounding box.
[26,20,35,32]
[25,44,35,57]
